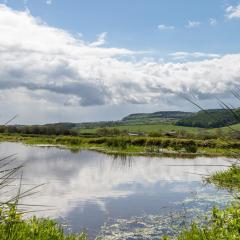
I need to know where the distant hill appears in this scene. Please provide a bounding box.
[44,121,121,130]
[44,111,194,130]
[25,109,240,131]
[44,122,77,129]
[176,109,240,128]
[122,111,194,124]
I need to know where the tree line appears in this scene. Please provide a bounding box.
[0,125,77,136]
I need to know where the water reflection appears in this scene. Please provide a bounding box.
[0,142,234,238]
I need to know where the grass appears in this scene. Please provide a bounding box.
[164,204,240,240]
[163,166,240,239]
[163,164,240,239]
[206,165,240,191]
[78,123,202,135]
[78,122,240,136]
[1,133,240,157]
[0,205,88,240]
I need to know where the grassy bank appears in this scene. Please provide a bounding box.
[0,133,240,157]
[164,204,240,240]
[0,205,87,240]
[206,165,240,190]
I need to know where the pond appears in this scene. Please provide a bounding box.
[0,142,235,239]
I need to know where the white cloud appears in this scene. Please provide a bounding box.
[46,0,52,5]
[89,32,107,47]
[226,4,240,19]
[209,18,217,26]
[158,24,175,31]
[185,20,201,28]
[0,5,240,123]
[170,51,220,60]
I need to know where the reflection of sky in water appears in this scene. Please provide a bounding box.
[0,142,234,239]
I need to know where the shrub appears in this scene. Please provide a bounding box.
[162,139,171,148]
[131,138,147,146]
[88,138,107,144]
[146,138,163,147]
[106,138,129,149]
[184,140,198,153]
[69,138,82,145]
[149,131,163,137]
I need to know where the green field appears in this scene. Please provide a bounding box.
[78,123,202,134]
[78,122,240,136]
[219,123,240,132]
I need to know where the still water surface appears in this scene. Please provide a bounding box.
[0,142,234,239]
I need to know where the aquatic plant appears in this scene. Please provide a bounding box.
[206,165,240,191]
[163,204,240,240]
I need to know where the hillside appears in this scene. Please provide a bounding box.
[43,111,194,130]
[176,109,240,128]
[122,111,194,124]
[10,109,240,133]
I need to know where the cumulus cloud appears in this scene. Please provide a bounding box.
[170,52,220,60]
[209,18,217,26]
[226,4,240,19]
[158,24,175,30]
[0,4,240,118]
[185,20,201,28]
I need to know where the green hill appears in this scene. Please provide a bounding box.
[176,109,240,128]
[122,111,194,124]
[11,109,240,134]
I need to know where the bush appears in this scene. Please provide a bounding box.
[106,138,129,149]
[88,138,107,144]
[69,138,82,145]
[146,138,162,147]
[149,131,163,137]
[131,138,147,146]
[184,140,198,153]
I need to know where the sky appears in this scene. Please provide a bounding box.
[0,0,240,124]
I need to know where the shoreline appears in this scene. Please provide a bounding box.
[0,134,238,158]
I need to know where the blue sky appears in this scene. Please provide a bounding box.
[0,0,240,123]
[3,0,240,55]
